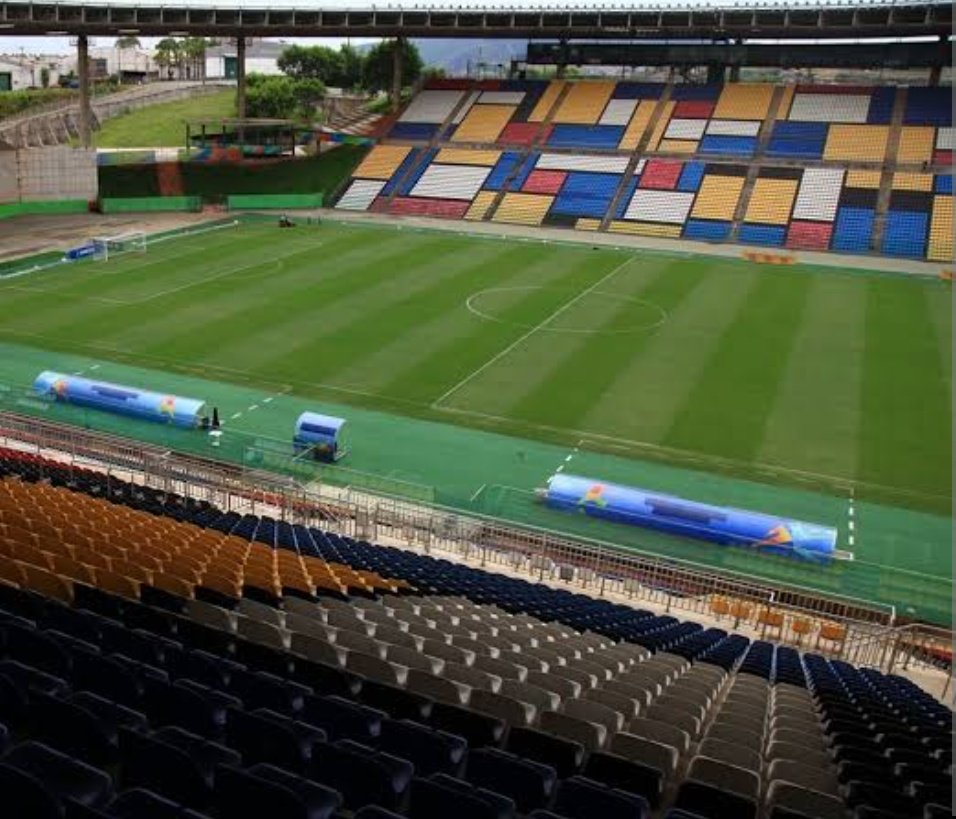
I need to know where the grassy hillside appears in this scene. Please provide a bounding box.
[93,89,235,148]
[98,144,368,203]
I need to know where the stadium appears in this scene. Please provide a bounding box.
[0,0,952,817]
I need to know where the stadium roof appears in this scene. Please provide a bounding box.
[0,0,951,40]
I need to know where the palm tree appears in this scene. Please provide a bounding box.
[155,38,180,80]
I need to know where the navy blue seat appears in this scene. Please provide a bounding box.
[168,648,244,690]
[506,726,584,778]
[0,762,64,819]
[302,694,384,743]
[309,738,413,811]
[553,776,650,819]
[845,780,919,817]
[430,700,505,749]
[3,740,113,809]
[674,780,757,819]
[583,750,664,807]
[2,621,72,677]
[214,762,341,819]
[289,657,361,699]
[0,669,30,728]
[73,788,214,819]
[0,658,69,697]
[466,747,556,813]
[378,718,466,777]
[141,678,232,739]
[354,807,405,819]
[229,668,310,716]
[73,650,143,707]
[409,772,516,819]
[360,679,433,721]
[225,707,325,773]
[31,690,121,766]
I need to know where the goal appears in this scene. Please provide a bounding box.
[91,232,147,261]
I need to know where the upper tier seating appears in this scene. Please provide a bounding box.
[0,447,952,818]
[340,79,954,262]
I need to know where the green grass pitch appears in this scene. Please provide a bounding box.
[0,218,951,620]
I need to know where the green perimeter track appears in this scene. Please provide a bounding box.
[0,218,950,622]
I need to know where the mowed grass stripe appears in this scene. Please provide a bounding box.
[333,243,580,394]
[580,262,757,445]
[662,268,812,462]
[504,259,701,429]
[858,278,952,499]
[380,249,631,403]
[756,275,865,482]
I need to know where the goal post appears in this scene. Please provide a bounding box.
[91,231,147,262]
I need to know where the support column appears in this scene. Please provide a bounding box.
[728,64,741,83]
[77,34,92,149]
[928,65,941,87]
[236,36,247,147]
[706,64,724,84]
[391,37,403,113]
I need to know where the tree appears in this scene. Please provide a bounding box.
[336,44,364,90]
[181,37,208,82]
[362,39,423,96]
[245,74,298,118]
[154,38,181,80]
[278,44,342,85]
[115,35,141,50]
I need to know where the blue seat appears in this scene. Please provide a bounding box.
[409,773,516,819]
[225,707,325,773]
[168,648,244,690]
[583,750,664,807]
[73,650,143,707]
[3,740,114,809]
[360,679,433,721]
[430,700,505,749]
[354,807,405,819]
[31,690,121,766]
[214,762,340,819]
[674,780,757,819]
[0,657,69,697]
[1,621,72,677]
[466,747,556,813]
[0,762,64,818]
[120,726,237,809]
[506,726,584,778]
[553,775,650,819]
[0,669,30,728]
[378,718,466,777]
[289,657,361,699]
[302,694,384,743]
[88,788,215,819]
[229,668,310,716]
[142,678,231,739]
[309,739,413,811]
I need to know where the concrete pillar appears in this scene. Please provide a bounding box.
[928,65,941,87]
[729,64,741,83]
[391,37,403,113]
[77,34,92,148]
[707,64,724,84]
[236,36,246,146]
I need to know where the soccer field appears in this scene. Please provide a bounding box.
[0,217,951,618]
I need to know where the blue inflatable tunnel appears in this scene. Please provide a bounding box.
[33,371,206,429]
[293,412,348,462]
[542,473,837,563]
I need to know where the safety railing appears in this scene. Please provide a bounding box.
[0,408,950,688]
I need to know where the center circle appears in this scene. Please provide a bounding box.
[466,286,668,335]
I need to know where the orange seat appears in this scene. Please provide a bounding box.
[46,554,97,585]
[95,569,140,600]
[0,559,25,588]
[150,573,195,600]
[20,562,74,603]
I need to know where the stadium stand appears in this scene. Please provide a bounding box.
[337,78,953,263]
[0,444,951,818]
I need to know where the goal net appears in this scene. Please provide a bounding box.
[91,232,147,262]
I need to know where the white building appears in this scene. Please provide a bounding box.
[205,40,287,81]
[0,54,66,91]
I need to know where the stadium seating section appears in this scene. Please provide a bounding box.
[0,446,952,818]
[337,79,953,262]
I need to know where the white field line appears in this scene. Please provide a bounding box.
[431,256,636,408]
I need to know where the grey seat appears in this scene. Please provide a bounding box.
[405,669,467,705]
[186,599,234,631]
[500,679,561,714]
[587,653,625,675]
[473,654,527,682]
[698,737,762,772]
[706,721,763,748]
[562,698,624,737]
[655,693,706,725]
[569,658,611,684]
[618,669,665,696]
[483,634,522,654]
[585,687,640,721]
[604,679,653,709]
[766,740,832,768]
[766,758,839,795]
[626,717,691,755]
[523,646,568,669]
[552,665,598,691]
[769,726,826,750]
[237,598,285,626]
[372,623,421,651]
[688,755,760,800]
[442,662,500,693]
[236,616,288,650]
[766,781,848,819]
[610,731,679,779]
[450,635,495,658]
[326,608,375,635]
[334,629,386,659]
[710,710,765,739]
[422,638,474,667]
[527,670,580,701]
[646,703,700,740]
[385,643,443,675]
[540,709,605,751]
[469,689,535,727]
[282,596,328,622]
[290,632,345,667]
[285,612,337,641]
[771,714,823,738]
[346,651,404,686]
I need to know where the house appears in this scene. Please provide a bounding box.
[0,54,66,91]
[205,40,287,80]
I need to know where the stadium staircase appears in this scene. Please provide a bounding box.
[0,441,952,819]
[335,79,952,264]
